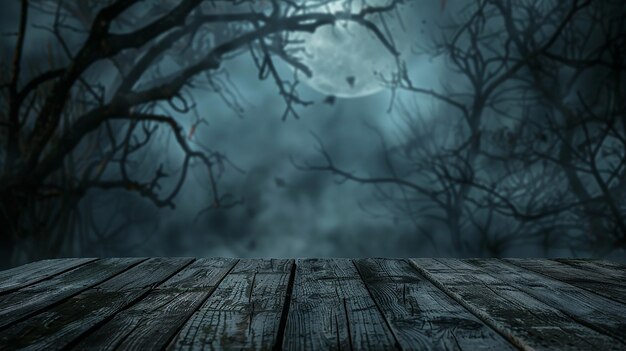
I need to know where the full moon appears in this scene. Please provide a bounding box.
[290,0,410,98]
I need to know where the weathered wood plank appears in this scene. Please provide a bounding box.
[354,258,516,350]
[229,258,292,274]
[0,257,145,330]
[168,258,294,350]
[283,258,398,350]
[0,258,193,351]
[506,258,626,304]
[411,258,621,351]
[0,258,97,294]
[0,257,623,350]
[555,259,626,280]
[70,258,238,350]
[464,259,626,345]
[559,259,626,270]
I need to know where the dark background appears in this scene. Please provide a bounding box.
[1,0,625,267]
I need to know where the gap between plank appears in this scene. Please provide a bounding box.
[342,297,354,351]
[506,259,626,307]
[161,258,241,351]
[492,259,626,345]
[0,258,149,332]
[351,259,402,351]
[272,258,297,351]
[63,258,197,350]
[405,259,529,351]
[0,258,100,296]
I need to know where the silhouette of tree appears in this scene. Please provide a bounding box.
[300,0,626,256]
[0,0,401,265]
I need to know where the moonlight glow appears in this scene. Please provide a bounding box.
[291,0,409,98]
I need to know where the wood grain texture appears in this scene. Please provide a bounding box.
[0,258,97,295]
[0,258,193,351]
[354,258,515,351]
[506,258,626,304]
[411,258,622,351]
[465,259,626,345]
[70,258,238,351]
[555,259,626,280]
[1,258,625,350]
[283,258,398,350]
[0,257,145,330]
[168,258,294,351]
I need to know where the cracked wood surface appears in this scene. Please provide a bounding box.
[0,258,624,350]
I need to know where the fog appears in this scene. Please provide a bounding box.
[1,0,625,266]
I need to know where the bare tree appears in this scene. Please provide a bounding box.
[0,0,401,266]
[300,0,626,257]
[491,0,626,254]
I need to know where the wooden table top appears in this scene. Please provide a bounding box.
[0,258,624,350]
